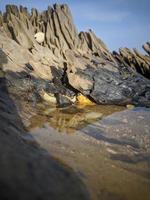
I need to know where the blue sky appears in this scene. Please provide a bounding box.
[0,0,150,52]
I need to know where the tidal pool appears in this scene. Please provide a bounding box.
[27,104,125,133]
[26,105,150,200]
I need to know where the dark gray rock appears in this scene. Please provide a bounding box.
[55,93,73,107]
[70,64,150,106]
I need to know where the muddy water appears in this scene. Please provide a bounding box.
[26,105,150,200]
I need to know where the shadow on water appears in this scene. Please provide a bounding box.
[0,49,90,200]
[110,153,150,164]
[82,125,140,149]
[122,166,150,180]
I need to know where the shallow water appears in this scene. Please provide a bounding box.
[27,104,125,133]
[26,105,150,200]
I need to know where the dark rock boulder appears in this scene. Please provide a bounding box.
[66,54,150,106]
[90,68,150,106]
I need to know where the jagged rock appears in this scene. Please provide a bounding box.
[29,60,53,80]
[65,53,150,106]
[0,4,150,107]
[113,47,150,78]
[5,4,19,17]
[7,13,33,49]
[143,42,150,55]
[0,12,3,26]
[0,33,32,71]
[20,5,30,18]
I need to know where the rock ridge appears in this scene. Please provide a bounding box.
[0,4,150,107]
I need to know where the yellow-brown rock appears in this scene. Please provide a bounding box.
[76,94,95,106]
[126,104,135,109]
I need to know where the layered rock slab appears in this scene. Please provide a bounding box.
[65,51,150,106]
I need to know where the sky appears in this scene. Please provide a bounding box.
[0,0,150,52]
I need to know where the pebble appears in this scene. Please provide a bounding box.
[106,148,117,154]
[126,104,135,109]
[85,112,103,120]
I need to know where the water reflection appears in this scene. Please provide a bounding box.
[27,104,150,200]
[27,104,125,133]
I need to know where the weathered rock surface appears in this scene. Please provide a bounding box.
[113,47,150,79]
[0,4,150,107]
[143,42,150,55]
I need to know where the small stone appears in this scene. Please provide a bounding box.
[106,148,117,154]
[76,94,95,106]
[126,104,135,109]
[34,32,45,43]
[138,116,144,119]
[84,112,103,120]
[39,90,57,104]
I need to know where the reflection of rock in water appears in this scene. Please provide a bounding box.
[28,109,101,133]
[0,49,90,200]
[27,105,124,134]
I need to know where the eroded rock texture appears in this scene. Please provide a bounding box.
[0,4,150,107]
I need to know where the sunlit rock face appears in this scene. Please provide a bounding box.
[0,4,150,107]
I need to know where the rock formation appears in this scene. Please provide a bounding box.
[0,4,150,200]
[113,47,150,79]
[0,4,150,107]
